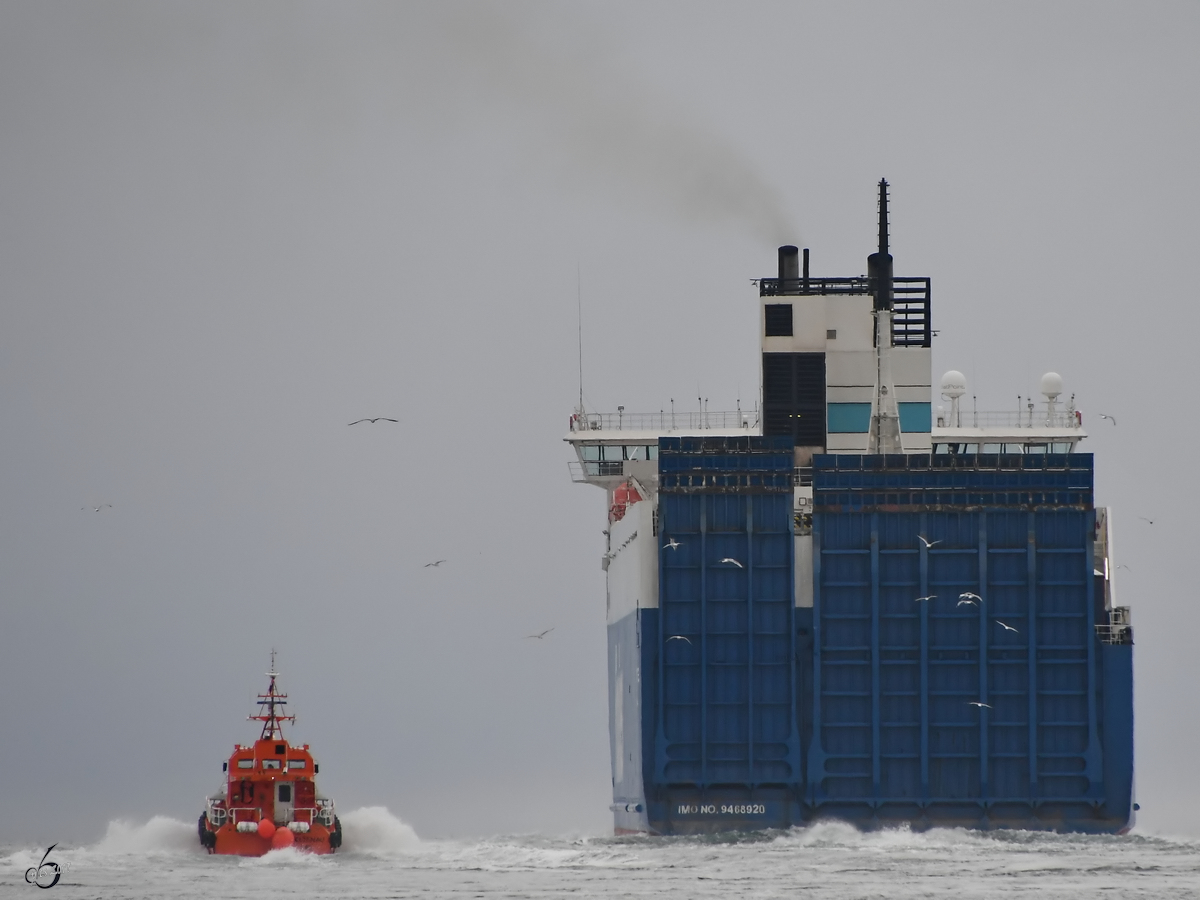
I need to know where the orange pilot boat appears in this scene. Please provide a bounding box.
[198,659,341,855]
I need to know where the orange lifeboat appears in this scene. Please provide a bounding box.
[609,481,642,523]
[198,658,340,855]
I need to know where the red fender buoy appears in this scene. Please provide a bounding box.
[257,818,276,839]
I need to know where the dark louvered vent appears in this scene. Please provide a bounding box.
[764,304,794,337]
[762,352,825,446]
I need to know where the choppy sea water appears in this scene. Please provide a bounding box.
[5,807,1200,899]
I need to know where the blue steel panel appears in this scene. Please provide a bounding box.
[655,437,798,798]
[657,490,797,787]
[806,455,1121,827]
[1101,644,1134,821]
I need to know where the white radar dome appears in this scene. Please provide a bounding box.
[940,370,967,399]
[1040,371,1064,400]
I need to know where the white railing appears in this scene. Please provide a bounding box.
[225,806,263,824]
[570,409,759,433]
[936,410,1082,429]
[568,459,626,482]
[292,806,336,826]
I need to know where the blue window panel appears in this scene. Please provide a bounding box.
[899,402,932,433]
[828,403,872,433]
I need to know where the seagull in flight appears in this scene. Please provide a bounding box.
[996,620,1019,634]
[913,595,937,602]
[82,504,112,512]
[958,592,982,607]
[1098,414,1117,425]
[424,559,446,568]
[525,628,554,640]
[917,535,941,549]
[663,538,682,551]
[1138,516,1154,525]
[666,635,693,645]
[967,701,992,709]
[719,558,744,568]
[348,418,399,425]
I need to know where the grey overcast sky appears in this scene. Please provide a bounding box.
[1,2,1197,843]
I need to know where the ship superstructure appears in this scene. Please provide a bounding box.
[566,182,1134,834]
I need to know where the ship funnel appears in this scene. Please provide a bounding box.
[867,179,894,311]
[778,245,799,282]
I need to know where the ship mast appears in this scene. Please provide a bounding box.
[249,649,295,741]
[868,178,903,454]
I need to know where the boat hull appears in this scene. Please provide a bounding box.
[199,820,336,854]
[208,825,336,856]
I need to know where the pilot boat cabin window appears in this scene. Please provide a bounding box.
[262,759,282,770]
[288,759,307,769]
[275,744,286,754]
[237,759,253,769]
[278,784,292,802]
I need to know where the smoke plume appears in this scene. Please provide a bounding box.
[435,6,795,243]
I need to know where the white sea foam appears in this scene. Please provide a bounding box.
[339,806,420,856]
[7,816,1200,897]
[91,815,201,856]
[239,845,330,867]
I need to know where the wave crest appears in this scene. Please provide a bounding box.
[340,806,420,855]
[93,815,201,855]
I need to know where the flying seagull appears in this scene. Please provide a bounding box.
[663,538,682,551]
[913,595,937,602]
[424,560,446,568]
[82,504,112,512]
[1098,414,1117,425]
[967,701,993,709]
[719,558,744,568]
[666,635,693,645]
[959,591,983,604]
[1138,516,1154,525]
[917,534,942,549]
[348,418,399,425]
[525,628,554,640]
[996,620,1019,634]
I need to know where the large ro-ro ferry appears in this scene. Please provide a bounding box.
[566,182,1134,835]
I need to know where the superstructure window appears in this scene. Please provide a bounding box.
[263,759,282,770]
[764,304,793,337]
[237,759,253,769]
[288,759,307,769]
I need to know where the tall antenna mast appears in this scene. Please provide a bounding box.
[577,263,584,413]
[868,178,902,454]
[249,650,295,741]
